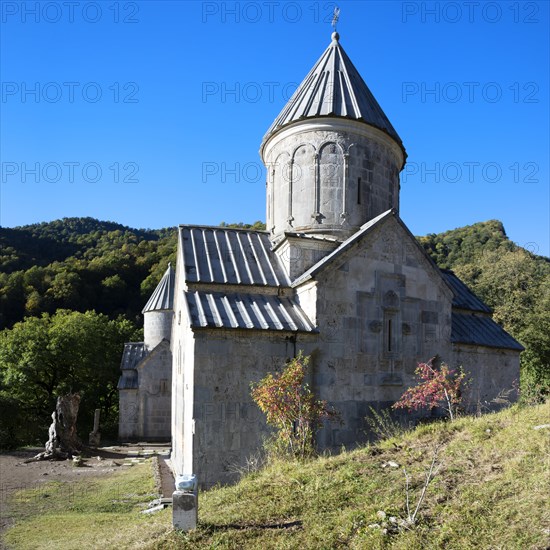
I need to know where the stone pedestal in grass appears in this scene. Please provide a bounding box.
[89,409,101,447]
[172,474,198,531]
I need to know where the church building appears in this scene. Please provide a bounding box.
[120,31,523,487]
[118,264,174,441]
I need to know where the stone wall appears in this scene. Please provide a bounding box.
[119,389,139,440]
[137,342,172,440]
[171,327,317,488]
[274,235,339,281]
[451,343,520,411]
[296,216,454,449]
[144,310,172,350]
[119,342,172,441]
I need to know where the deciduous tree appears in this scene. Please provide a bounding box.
[0,310,139,447]
[392,359,467,421]
[251,352,339,459]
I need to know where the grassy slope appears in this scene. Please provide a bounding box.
[161,402,550,550]
[3,402,549,549]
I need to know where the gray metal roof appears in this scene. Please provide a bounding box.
[263,32,404,150]
[180,226,290,287]
[120,342,146,370]
[185,290,315,332]
[117,370,138,390]
[142,263,175,313]
[451,313,524,351]
[441,270,492,313]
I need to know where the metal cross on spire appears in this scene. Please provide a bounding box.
[331,6,340,31]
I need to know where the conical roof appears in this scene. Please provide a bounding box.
[142,263,175,313]
[262,32,404,150]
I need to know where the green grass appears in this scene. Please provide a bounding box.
[157,402,550,550]
[3,402,549,549]
[2,461,173,550]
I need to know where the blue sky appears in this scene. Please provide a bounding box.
[1,0,548,256]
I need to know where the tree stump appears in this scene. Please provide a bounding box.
[31,394,82,461]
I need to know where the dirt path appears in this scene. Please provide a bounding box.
[0,443,172,539]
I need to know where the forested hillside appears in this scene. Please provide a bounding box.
[0,218,267,330]
[0,218,178,329]
[418,220,549,397]
[417,219,518,268]
[0,217,547,447]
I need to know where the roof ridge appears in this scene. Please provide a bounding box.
[178,224,268,234]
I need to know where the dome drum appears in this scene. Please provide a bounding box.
[263,118,402,240]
